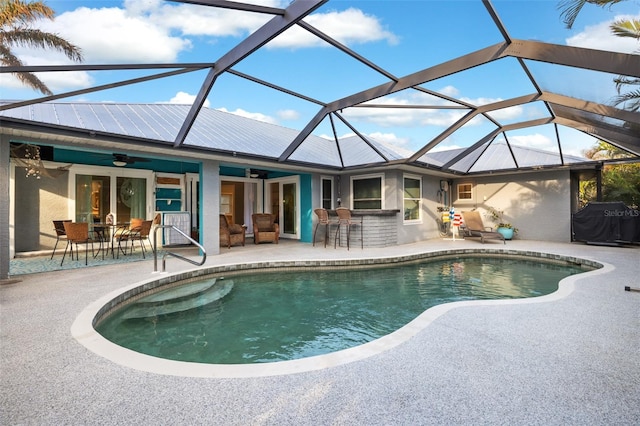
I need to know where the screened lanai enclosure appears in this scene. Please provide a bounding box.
[1,0,638,172]
[1,0,639,280]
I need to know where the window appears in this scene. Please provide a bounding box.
[457,183,473,200]
[351,174,383,209]
[321,177,333,210]
[403,175,421,221]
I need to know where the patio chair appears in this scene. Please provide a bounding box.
[114,218,144,258]
[127,220,153,258]
[252,213,279,244]
[313,208,333,247]
[460,211,505,244]
[60,222,94,266]
[220,214,246,248]
[51,220,72,259]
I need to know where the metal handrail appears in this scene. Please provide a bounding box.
[153,225,206,272]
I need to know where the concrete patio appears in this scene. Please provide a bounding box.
[1,239,639,425]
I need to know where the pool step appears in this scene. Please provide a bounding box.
[123,279,233,319]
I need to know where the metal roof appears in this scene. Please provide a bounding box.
[1,0,638,176]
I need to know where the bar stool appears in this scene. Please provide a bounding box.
[313,208,333,247]
[334,207,363,250]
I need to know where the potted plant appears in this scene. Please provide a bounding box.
[485,207,518,240]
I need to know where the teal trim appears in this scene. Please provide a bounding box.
[300,174,312,243]
[220,166,246,177]
[156,188,181,199]
[53,147,199,173]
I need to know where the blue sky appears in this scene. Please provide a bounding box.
[2,0,638,157]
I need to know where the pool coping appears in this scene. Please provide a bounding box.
[70,248,609,378]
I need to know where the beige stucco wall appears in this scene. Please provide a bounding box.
[327,169,573,244]
[14,166,69,252]
[452,170,572,242]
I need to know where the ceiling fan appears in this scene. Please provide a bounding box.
[112,153,150,166]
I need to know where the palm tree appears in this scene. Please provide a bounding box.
[558,0,626,29]
[558,0,639,112]
[0,0,83,95]
[580,141,640,208]
[611,18,640,111]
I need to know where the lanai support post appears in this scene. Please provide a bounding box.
[0,138,11,280]
[200,159,220,257]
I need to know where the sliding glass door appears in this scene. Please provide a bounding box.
[71,165,153,224]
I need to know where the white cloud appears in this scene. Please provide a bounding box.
[268,8,398,49]
[438,86,460,98]
[131,0,270,38]
[366,131,408,146]
[277,109,300,120]
[37,6,191,63]
[168,91,210,108]
[566,14,640,54]
[485,105,524,121]
[217,107,277,124]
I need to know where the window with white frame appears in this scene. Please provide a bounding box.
[403,174,421,221]
[351,174,383,209]
[457,183,473,200]
[320,176,333,210]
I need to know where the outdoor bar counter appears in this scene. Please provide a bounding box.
[327,209,401,248]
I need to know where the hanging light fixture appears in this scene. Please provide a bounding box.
[24,145,42,179]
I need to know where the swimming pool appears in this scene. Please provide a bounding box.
[95,255,588,365]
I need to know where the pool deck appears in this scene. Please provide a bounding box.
[1,239,639,425]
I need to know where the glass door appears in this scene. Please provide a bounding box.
[266,176,299,239]
[71,165,153,225]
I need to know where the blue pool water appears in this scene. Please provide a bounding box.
[96,257,586,364]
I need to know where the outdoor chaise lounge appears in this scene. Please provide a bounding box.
[460,211,505,244]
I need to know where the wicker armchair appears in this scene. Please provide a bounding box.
[252,213,279,244]
[220,214,246,248]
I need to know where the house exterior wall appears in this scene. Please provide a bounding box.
[325,170,445,246]
[396,174,444,245]
[13,166,69,252]
[452,170,572,242]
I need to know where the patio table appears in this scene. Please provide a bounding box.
[91,223,129,259]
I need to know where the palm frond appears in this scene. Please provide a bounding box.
[0,0,53,27]
[614,77,640,93]
[610,19,640,39]
[3,28,83,61]
[612,90,640,112]
[0,43,52,94]
[558,0,588,29]
[557,0,624,29]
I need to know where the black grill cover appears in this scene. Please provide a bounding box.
[572,202,640,243]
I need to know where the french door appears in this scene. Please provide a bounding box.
[266,176,300,239]
[70,165,153,224]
